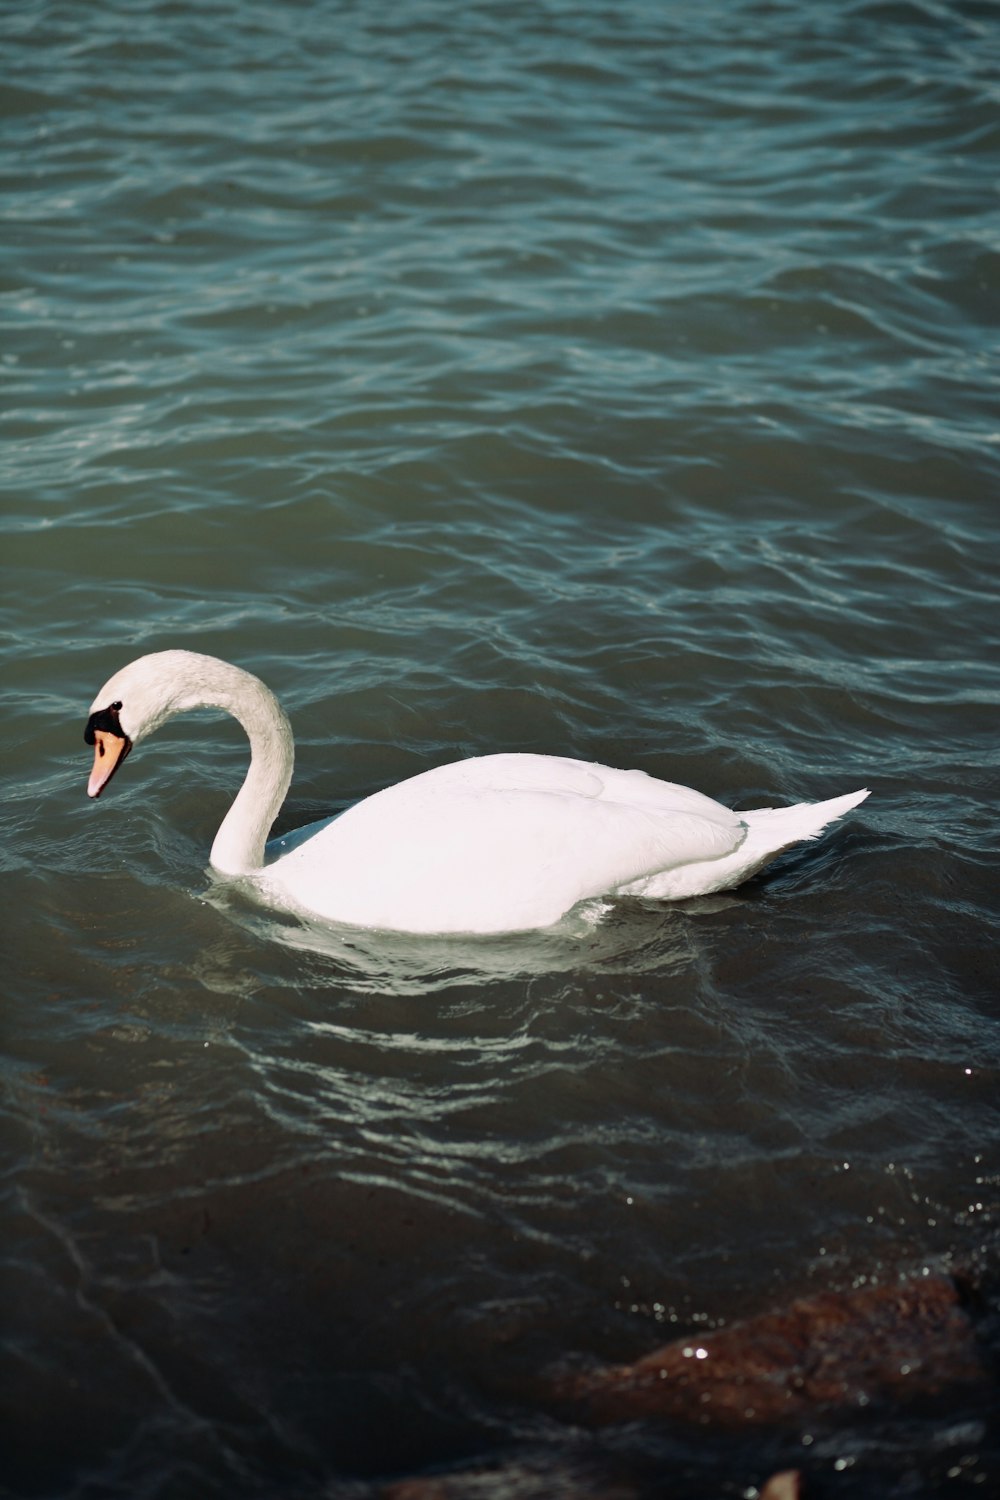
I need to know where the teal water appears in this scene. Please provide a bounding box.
[2,2,999,1496]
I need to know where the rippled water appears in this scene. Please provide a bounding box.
[3,2,999,1496]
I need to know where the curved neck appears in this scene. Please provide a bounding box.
[164,657,294,876]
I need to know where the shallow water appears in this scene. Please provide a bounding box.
[2,1,999,1496]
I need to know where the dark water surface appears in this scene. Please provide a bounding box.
[2,2,999,1496]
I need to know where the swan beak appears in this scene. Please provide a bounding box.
[87,729,132,799]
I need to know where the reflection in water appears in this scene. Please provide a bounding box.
[201,877,711,994]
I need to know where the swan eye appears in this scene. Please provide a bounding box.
[84,701,125,745]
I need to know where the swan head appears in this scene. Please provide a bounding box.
[84,650,293,833]
[84,650,236,799]
[85,699,132,798]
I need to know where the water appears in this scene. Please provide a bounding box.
[2,1,999,1495]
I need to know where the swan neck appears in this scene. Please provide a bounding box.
[194,663,293,876]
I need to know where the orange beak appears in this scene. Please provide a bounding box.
[87,729,132,799]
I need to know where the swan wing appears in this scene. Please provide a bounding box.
[265,754,746,934]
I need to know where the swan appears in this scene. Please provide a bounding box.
[84,650,869,936]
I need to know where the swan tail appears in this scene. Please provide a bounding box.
[692,786,870,895]
[619,787,869,901]
[741,787,870,852]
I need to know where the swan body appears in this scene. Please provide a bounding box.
[85,651,869,936]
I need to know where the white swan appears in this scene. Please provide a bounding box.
[84,650,869,936]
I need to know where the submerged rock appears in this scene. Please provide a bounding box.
[380,1258,1000,1500]
[380,1455,642,1499]
[380,1462,800,1500]
[760,1475,801,1500]
[560,1272,987,1428]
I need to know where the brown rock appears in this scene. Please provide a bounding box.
[760,1473,801,1500]
[563,1272,985,1427]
